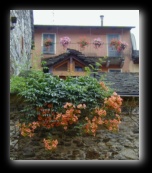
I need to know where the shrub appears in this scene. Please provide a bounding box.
[11,70,123,151]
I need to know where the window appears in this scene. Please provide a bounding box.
[42,33,56,54]
[107,34,121,57]
[55,62,68,71]
[75,66,83,72]
[75,62,84,72]
[108,69,122,72]
[52,56,86,77]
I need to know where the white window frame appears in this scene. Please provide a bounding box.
[42,33,56,54]
[107,34,121,57]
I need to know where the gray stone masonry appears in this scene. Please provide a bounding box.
[10,95,139,160]
[10,10,33,75]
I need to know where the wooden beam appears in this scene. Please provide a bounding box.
[53,71,86,76]
[70,56,73,72]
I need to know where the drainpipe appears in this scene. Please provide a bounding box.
[100,15,104,26]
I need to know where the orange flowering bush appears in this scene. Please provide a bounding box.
[17,96,123,150]
[17,102,87,151]
[82,92,123,136]
[36,102,85,131]
[12,71,123,152]
[18,93,122,139]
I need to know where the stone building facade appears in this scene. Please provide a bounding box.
[10,10,34,76]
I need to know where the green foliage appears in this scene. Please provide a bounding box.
[63,76,112,107]
[84,57,108,79]
[41,61,49,73]
[31,40,35,50]
[10,69,113,121]
[10,75,27,94]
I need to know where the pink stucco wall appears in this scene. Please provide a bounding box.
[32,26,133,72]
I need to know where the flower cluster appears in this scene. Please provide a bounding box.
[104,92,123,113]
[54,102,86,130]
[100,81,109,91]
[43,138,58,151]
[120,41,128,50]
[37,102,86,131]
[60,36,71,48]
[93,38,103,49]
[16,121,40,138]
[82,92,123,136]
[43,38,53,47]
[110,39,128,52]
[83,116,103,136]
[78,36,89,49]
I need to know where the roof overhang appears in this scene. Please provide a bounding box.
[34,24,135,30]
[119,95,139,97]
[43,48,125,68]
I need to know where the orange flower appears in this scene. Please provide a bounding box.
[47,104,52,108]
[64,126,67,130]
[64,102,73,108]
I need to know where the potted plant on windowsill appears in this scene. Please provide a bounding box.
[60,36,71,49]
[110,39,128,52]
[78,36,89,50]
[44,38,53,48]
[93,38,103,49]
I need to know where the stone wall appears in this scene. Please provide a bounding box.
[10,95,139,160]
[10,10,34,76]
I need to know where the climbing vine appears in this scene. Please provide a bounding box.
[11,70,123,151]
